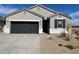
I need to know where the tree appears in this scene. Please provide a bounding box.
[66,23,72,40]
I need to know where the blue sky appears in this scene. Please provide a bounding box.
[0,4,79,25]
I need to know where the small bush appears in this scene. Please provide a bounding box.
[75,31,79,35]
[75,36,79,39]
[58,44,63,46]
[76,46,79,49]
[48,37,52,40]
[77,33,79,35]
[58,32,66,38]
[64,45,76,50]
[75,31,78,34]
[64,37,70,41]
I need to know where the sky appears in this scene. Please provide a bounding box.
[0,4,79,25]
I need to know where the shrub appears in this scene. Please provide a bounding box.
[75,36,79,39]
[64,36,70,41]
[58,32,66,38]
[75,31,79,39]
[64,44,76,50]
[75,31,78,34]
[48,37,52,40]
[76,32,79,35]
[58,44,63,46]
[74,31,79,35]
[76,46,79,49]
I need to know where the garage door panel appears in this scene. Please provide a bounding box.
[11,21,39,33]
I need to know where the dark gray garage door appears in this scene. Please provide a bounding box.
[11,21,39,33]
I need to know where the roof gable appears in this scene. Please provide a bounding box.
[48,12,71,19]
[28,4,57,13]
[4,8,44,19]
[28,4,57,17]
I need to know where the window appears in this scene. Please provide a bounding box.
[55,19,65,28]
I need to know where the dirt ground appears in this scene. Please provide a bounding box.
[40,34,79,54]
[0,32,6,37]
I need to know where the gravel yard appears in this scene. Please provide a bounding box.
[40,34,79,54]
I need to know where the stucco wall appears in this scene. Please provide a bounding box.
[49,15,71,34]
[4,10,43,33]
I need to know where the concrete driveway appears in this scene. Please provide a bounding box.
[0,34,40,54]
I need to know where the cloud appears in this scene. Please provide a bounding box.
[70,11,79,25]
[71,19,79,25]
[70,11,79,19]
[0,5,18,14]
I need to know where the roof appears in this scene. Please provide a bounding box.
[3,4,71,20]
[4,8,45,19]
[28,4,71,19]
[28,4,57,14]
[0,16,5,21]
[48,12,71,19]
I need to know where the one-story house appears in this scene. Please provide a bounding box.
[3,4,71,34]
[0,16,5,31]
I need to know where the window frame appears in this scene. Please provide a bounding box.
[55,19,65,28]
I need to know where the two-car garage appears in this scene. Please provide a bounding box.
[3,9,43,34]
[11,21,39,33]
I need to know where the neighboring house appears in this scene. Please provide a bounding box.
[72,25,79,33]
[0,16,5,31]
[3,4,71,34]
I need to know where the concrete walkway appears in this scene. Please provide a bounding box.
[0,34,40,54]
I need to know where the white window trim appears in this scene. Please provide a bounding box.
[56,19,65,29]
[57,20,63,28]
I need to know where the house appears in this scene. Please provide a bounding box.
[3,4,71,34]
[0,16,5,31]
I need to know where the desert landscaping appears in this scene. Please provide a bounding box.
[40,27,79,54]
